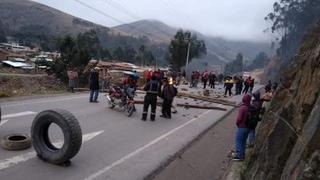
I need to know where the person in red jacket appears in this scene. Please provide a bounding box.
[233,94,251,161]
[145,69,152,83]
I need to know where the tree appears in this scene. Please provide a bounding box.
[123,46,137,63]
[113,47,125,60]
[52,34,97,85]
[265,0,320,66]
[247,52,270,70]
[224,53,243,75]
[168,30,207,70]
[77,30,102,58]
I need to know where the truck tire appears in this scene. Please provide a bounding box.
[1,134,31,150]
[31,109,82,165]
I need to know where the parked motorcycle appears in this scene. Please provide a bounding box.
[106,86,135,117]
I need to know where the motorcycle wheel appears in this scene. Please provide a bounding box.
[108,96,115,109]
[126,104,135,117]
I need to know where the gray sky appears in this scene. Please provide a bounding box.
[32,0,276,42]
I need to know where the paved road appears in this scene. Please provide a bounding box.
[0,85,251,180]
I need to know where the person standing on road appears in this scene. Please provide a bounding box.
[160,77,177,119]
[242,77,252,94]
[209,71,216,89]
[235,76,243,95]
[102,69,112,92]
[190,71,195,88]
[141,75,159,121]
[89,67,100,103]
[202,70,209,89]
[233,94,251,161]
[249,78,255,93]
[265,80,272,93]
[247,92,263,147]
[224,76,234,97]
[145,69,152,83]
[67,68,78,93]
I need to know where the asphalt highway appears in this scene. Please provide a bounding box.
[0,85,248,180]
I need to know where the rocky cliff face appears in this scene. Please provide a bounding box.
[243,22,320,180]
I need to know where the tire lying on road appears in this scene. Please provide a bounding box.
[31,109,82,165]
[1,134,32,150]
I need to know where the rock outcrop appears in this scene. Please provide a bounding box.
[243,22,320,180]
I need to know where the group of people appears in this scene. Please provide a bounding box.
[67,66,178,122]
[142,69,178,121]
[224,76,255,97]
[232,80,277,161]
[190,70,217,89]
[88,67,138,103]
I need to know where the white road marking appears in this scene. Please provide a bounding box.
[0,119,9,127]
[3,95,87,108]
[0,130,104,170]
[2,111,37,119]
[85,110,211,180]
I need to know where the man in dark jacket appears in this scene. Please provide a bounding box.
[235,76,243,95]
[142,75,159,121]
[160,78,177,119]
[233,94,251,161]
[89,67,100,103]
[265,80,272,93]
[247,92,263,147]
[209,72,216,89]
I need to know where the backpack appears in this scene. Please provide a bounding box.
[245,105,261,129]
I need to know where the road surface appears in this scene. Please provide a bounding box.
[0,85,251,180]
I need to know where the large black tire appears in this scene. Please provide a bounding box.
[1,134,32,151]
[31,109,82,165]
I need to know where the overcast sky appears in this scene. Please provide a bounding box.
[32,0,276,42]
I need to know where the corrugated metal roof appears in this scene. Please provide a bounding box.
[2,60,32,68]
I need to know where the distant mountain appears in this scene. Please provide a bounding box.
[112,20,273,64]
[0,0,273,67]
[112,20,177,43]
[0,0,107,36]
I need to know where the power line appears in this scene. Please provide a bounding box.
[73,0,125,24]
[99,0,175,39]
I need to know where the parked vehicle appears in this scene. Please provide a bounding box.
[106,86,136,117]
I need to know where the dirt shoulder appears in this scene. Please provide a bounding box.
[152,107,239,180]
[0,73,65,98]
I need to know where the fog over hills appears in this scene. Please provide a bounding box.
[0,0,273,65]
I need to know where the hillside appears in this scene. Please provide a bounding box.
[243,21,320,180]
[112,19,177,43]
[0,0,272,67]
[113,20,273,63]
[0,0,106,36]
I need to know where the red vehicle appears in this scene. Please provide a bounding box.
[106,86,135,117]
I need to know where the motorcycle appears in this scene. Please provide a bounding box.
[106,85,135,117]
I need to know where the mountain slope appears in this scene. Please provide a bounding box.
[113,20,273,63]
[0,0,107,36]
[112,19,177,43]
[0,0,272,67]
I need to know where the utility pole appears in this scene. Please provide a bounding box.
[185,40,191,74]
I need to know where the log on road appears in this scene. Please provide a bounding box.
[177,92,236,107]
[134,100,227,111]
[176,103,227,111]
